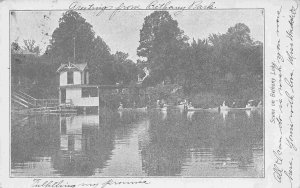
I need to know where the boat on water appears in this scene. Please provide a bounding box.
[118,103,148,112]
[135,107,148,112]
[175,100,188,113]
[185,102,219,112]
[177,100,262,113]
[161,105,168,112]
[220,101,251,111]
[118,107,148,112]
[224,107,251,111]
[204,107,219,112]
[186,107,219,112]
[154,100,168,112]
[176,103,185,109]
[246,100,263,110]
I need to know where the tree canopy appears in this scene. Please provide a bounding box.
[11,10,263,103]
[45,10,137,85]
[137,11,189,84]
[137,14,263,100]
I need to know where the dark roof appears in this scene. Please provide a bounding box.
[59,84,144,89]
[59,84,98,88]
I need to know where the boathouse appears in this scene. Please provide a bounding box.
[57,62,99,108]
[56,62,149,112]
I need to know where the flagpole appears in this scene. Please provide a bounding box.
[73,36,76,64]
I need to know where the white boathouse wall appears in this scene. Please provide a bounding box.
[60,71,83,86]
[60,115,99,151]
[66,87,98,107]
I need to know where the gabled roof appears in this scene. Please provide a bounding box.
[56,63,88,73]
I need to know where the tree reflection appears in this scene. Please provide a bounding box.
[11,109,263,177]
[139,110,263,176]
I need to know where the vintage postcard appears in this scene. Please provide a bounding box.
[0,0,299,187]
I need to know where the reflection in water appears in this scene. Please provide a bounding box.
[11,109,263,177]
[220,110,228,122]
[246,110,251,118]
[186,111,195,121]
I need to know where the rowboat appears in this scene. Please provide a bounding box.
[118,103,147,112]
[246,101,263,111]
[161,106,167,112]
[220,101,251,111]
[187,108,219,112]
[204,107,219,112]
[186,106,219,112]
[222,107,252,111]
[118,107,147,112]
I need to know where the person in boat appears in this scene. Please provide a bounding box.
[160,100,166,108]
[177,99,187,110]
[221,101,227,108]
[246,100,254,109]
[156,99,161,108]
[257,100,262,108]
[187,102,194,110]
[220,101,229,111]
[246,100,262,109]
[118,102,124,110]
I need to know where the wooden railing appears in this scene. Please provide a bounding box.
[12,91,59,108]
[13,92,36,107]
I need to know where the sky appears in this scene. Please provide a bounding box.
[10,9,264,62]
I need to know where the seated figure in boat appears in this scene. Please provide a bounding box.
[157,99,167,108]
[246,100,262,110]
[257,100,262,108]
[246,100,254,108]
[220,101,229,111]
[187,102,194,110]
[156,100,161,108]
[118,102,124,110]
[177,99,188,111]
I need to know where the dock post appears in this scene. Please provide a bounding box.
[58,88,61,106]
[98,86,100,114]
[83,107,87,115]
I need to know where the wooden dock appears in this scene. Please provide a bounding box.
[12,91,77,114]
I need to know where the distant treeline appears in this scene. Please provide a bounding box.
[11,10,263,103]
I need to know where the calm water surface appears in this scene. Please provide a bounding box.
[11,108,263,177]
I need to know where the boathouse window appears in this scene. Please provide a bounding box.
[60,119,66,135]
[84,71,88,84]
[67,72,73,84]
[82,87,97,98]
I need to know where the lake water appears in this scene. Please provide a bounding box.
[11,108,264,177]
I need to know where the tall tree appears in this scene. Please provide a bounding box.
[88,36,114,85]
[137,11,188,85]
[45,10,118,85]
[180,39,212,94]
[48,10,95,64]
[207,23,263,98]
[111,52,138,85]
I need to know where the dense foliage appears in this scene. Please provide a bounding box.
[11,10,263,104]
[11,11,138,98]
[138,11,263,102]
[44,10,137,85]
[137,11,189,84]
